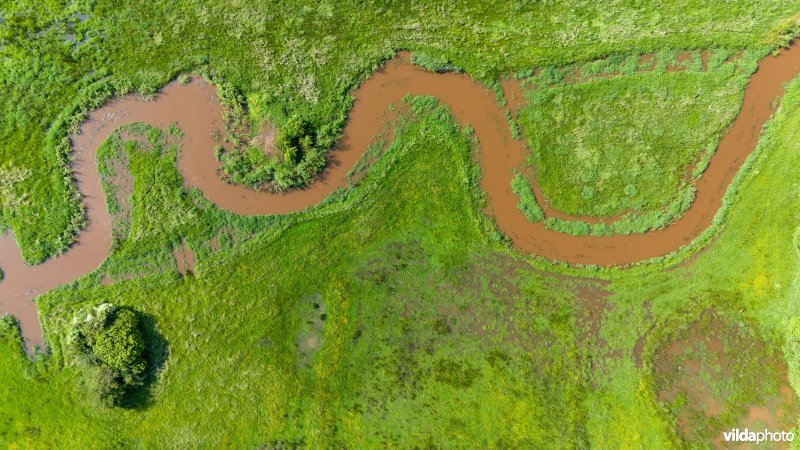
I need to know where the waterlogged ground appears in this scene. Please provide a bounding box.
[652,310,797,445]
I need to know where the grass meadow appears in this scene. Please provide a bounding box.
[0,82,798,445]
[2,0,800,261]
[514,49,761,220]
[3,0,800,447]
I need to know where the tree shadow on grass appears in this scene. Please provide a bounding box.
[119,311,169,410]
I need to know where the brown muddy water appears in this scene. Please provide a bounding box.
[3,44,800,349]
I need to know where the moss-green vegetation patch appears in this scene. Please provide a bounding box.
[541,186,696,237]
[511,172,544,222]
[516,52,759,218]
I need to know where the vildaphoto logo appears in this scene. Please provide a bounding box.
[723,428,794,444]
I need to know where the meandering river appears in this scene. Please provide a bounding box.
[3,44,800,349]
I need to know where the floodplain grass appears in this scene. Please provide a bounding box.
[541,186,697,237]
[3,1,800,447]
[511,172,544,222]
[515,50,760,220]
[2,77,800,446]
[2,0,800,261]
[1,98,591,447]
[595,77,800,446]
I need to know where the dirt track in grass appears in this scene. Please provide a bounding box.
[2,44,800,348]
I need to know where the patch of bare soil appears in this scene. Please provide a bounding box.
[653,310,797,447]
[248,122,277,156]
[447,252,527,300]
[431,252,583,356]
[295,293,326,368]
[358,242,540,351]
[638,54,658,71]
[572,279,611,344]
[172,239,195,275]
[674,52,697,70]
[456,255,530,348]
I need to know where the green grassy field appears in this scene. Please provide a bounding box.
[4,1,800,447]
[1,81,800,445]
[3,0,800,262]
[514,49,761,219]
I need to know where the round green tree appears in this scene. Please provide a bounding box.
[91,309,146,384]
[71,304,148,407]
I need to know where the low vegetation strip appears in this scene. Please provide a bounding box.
[540,186,697,237]
[511,172,544,222]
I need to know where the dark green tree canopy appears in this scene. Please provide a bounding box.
[276,117,316,164]
[70,303,148,407]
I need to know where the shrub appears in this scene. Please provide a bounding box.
[92,310,146,383]
[221,115,325,190]
[85,365,126,407]
[277,117,316,164]
[410,53,462,73]
[69,303,147,407]
[768,13,800,48]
